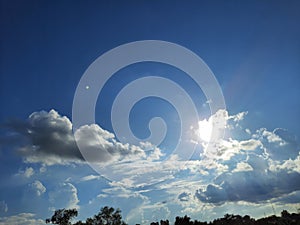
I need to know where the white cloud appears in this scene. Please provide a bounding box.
[239,139,262,150]
[16,167,35,178]
[74,124,146,164]
[0,213,44,225]
[245,128,251,135]
[80,175,101,182]
[30,180,46,196]
[24,167,34,178]
[49,183,79,209]
[269,153,300,173]
[262,129,286,145]
[232,162,253,172]
[228,111,248,122]
[253,128,286,146]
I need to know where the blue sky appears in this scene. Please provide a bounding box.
[1,1,300,224]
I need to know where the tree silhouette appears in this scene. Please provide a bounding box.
[175,215,192,225]
[46,207,300,225]
[86,206,127,225]
[46,206,127,225]
[46,208,78,225]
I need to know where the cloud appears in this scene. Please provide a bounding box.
[193,110,300,206]
[253,128,299,160]
[3,109,147,165]
[239,139,262,150]
[228,111,248,123]
[24,167,35,178]
[178,192,191,202]
[0,201,8,213]
[74,124,145,163]
[49,183,79,209]
[16,167,35,178]
[195,168,300,204]
[232,162,253,172]
[80,174,101,182]
[30,180,46,196]
[269,153,300,173]
[262,128,285,144]
[0,213,44,225]
[4,110,82,165]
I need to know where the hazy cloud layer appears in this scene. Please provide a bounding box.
[0,213,44,225]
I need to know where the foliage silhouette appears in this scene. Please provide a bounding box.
[46,208,78,225]
[46,207,300,225]
[46,206,127,225]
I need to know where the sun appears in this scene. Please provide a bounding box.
[197,118,213,142]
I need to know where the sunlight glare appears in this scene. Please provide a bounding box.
[197,118,213,142]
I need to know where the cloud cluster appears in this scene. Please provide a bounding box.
[195,169,300,204]
[2,108,299,222]
[4,110,147,165]
[193,111,300,206]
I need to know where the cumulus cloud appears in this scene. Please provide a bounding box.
[16,167,35,178]
[252,128,299,160]
[4,110,82,165]
[49,183,79,209]
[4,109,148,165]
[228,111,248,123]
[24,167,35,178]
[30,180,46,196]
[0,213,44,225]
[232,162,253,172]
[195,163,300,205]
[192,110,300,206]
[269,153,300,173]
[195,157,299,205]
[74,124,145,163]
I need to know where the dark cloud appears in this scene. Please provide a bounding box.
[178,192,190,202]
[2,110,145,165]
[3,110,83,164]
[274,191,300,204]
[195,170,300,204]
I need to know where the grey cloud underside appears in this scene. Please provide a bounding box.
[3,110,144,164]
[193,116,300,205]
[195,170,300,204]
[5,111,84,161]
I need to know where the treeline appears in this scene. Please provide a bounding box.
[155,211,300,225]
[46,207,300,225]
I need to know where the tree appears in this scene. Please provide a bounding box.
[46,208,78,225]
[175,215,192,225]
[86,206,127,225]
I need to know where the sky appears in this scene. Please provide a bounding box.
[0,0,300,224]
